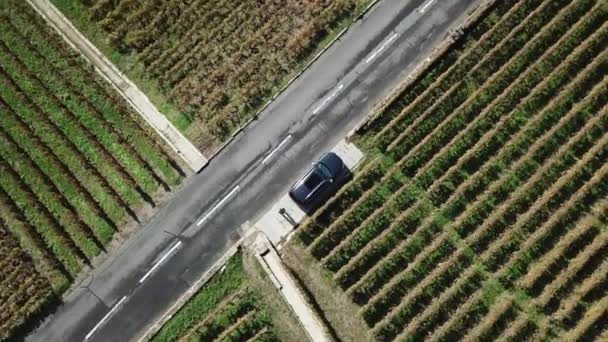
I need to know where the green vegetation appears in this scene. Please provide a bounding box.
[50,0,373,153]
[0,221,54,341]
[0,1,184,339]
[287,0,608,340]
[153,252,306,342]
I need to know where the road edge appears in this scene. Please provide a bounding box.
[26,0,381,169]
[209,0,382,158]
[135,241,243,342]
[347,0,499,138]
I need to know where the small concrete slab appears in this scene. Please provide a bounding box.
[332,139,365,170]
[256,193,306,246]
[254,234,330,342]
[255,139,365,246]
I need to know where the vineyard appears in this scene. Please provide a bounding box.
[288,0,608,340]
[51,0,370,152]
[0,1,184,339]
[153,252,306,342]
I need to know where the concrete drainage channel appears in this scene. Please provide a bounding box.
[253,233,332,342]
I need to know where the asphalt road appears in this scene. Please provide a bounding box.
[27,0,480,341]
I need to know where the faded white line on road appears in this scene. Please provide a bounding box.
[196,185,241,226]
[84,295,128,340]
[365,32,398,64]
[418,0,437,13]
[262,135,292,165]
[312,84,344,114]
[138,240,183,284]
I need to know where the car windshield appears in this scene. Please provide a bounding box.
[317,163,333,178]
[304,171,324,189]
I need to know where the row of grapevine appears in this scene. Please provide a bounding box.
[494,312,538,341]
[463,93,607,259]
[62,0,369,150]
[326,0,596,276]
[387,0,587,161]
[460,294,519,341]
[373,0,559,153]
[152,253,295,342]
[425,280,506,341]
[420,77,604,340]
[0,221,53,340]
[0,1,185,339]
[412,4,607,187]
[532,223,607,315]
[0,127,102,259]
[561,294,608,340]
[0,188,69,290]
[297,158,391,245]
[316,0,600,281]
[0,24,161,196]
[0,158,84,275]
[307,173,404,259]
[287,0,608,339]
[15,4,183,186]
[427,21,608,204]
[184,291,269,341]
[140,0,230,68]
[366,0,539,144]
[518,200,606,291]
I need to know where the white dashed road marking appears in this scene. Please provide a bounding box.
[312,84,344,114]
[418,0,437,13]
[196,185,241,226]
[366,32,398,64]
[85,295,128,340]
[262,135,293,165]
[138,240,183,284]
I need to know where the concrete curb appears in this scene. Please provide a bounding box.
[135,242,242,342]
[26,0,208,172]
[347,0,500,139]
[254,233,331,342]
[209,0,382,158]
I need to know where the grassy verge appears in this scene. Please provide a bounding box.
[281,241,373,342]
[152,251,307,342]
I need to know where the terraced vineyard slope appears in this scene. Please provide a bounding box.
[287,0,608,339]
[52,0,371,152]
[0,1,184,339]
[152,252,307,342]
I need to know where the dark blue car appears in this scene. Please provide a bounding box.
[289,152,346,209]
